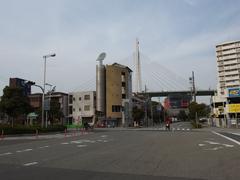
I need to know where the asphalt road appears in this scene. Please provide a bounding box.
[0,123,239,180]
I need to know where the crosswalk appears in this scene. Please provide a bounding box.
[133,127,192,132]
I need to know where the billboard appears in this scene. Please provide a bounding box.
[228,88,240,97]
[228,104,240,113]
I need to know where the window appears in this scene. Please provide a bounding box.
[69,95,73,104]
[122,94,126,99]
[79,97,81,101]
[73,108,75,112]
[112,105,121,112]
[73,97,75,101]
[84,105,90,111]
[79,108,81,111]
[84,95,90,100]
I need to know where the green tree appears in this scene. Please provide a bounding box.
[188,102,210,121]
[48,98,64,124]
[132,106,144,124]
[0,86,32,127]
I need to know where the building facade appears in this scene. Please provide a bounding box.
[9,78,34,96]
[212,40,240,128]
[28,92,68,125]
[216,41,240,95]
[105,63,133,127]
[68,91,96,125]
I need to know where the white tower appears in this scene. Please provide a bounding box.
[135,38,142,93]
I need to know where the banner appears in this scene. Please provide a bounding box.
[228,104,240,113]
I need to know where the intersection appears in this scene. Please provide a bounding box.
[0,123,239,180]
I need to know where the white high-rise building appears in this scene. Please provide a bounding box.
[216,40,240,95]
[211,40,240,128]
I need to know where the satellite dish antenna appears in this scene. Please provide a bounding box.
[96,52,106,61]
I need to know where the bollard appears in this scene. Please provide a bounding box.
[1,129,4,140]
[35,129,38,139]
[64,128,67,138]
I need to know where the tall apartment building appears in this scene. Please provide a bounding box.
[216,41,240,95]
[105,63,133,127]
[68,91,96,125]
[212,40,240,128]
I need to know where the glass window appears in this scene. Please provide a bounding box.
[84,105,90,111]
[84,95,90,100]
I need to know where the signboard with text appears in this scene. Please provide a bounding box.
[228,104,240,113]
[228,88,240,97]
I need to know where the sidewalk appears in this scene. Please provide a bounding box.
[0,129,92,140]
[200,126,240,134]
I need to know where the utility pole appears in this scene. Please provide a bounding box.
[189,71,196,102]
[144,85,148,127]
[192,71,196,102]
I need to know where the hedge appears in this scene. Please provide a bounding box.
[0,124,66,135]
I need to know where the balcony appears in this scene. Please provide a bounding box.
[223,59,238,65]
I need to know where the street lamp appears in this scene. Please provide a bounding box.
[42,53,56,128]
[45,83,56,128]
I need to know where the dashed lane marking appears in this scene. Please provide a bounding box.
[61,142,69,145]
[39,145,49,149]
[77,144,87,148]
[23,162,38,166]
[222,144,234,147]
[198,144,206,147]
[205,146,223,151]
[16,149,33,153]
[212,131,240,145]
[204,140,220,145]
[0,152,12,156]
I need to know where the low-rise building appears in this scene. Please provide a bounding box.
[28,92,68,125]
[68,91,96,125]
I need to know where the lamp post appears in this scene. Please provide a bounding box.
[45,83,56,128]
[42,53,56,128]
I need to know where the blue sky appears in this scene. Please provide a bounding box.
[0,0,240,97]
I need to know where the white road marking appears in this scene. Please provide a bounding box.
[39,146,49,149]
[77,144,87,147]
[204,140,220,145]
[205,146,223,151]
[103,140,108,143]
[23,162,38,166]
[182,128,185,131]
[198,144,206,147]
[82,140,96,143]
[71,140,83,144]
[61,142,69,145]
[177,128,180,130]
[212,131,240,145]
[101,135,107,138]
[16,149,32,153]
[222,144,234,148]
[0,152,12,156]
[172,128,175,131]
[186,128,190,131]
